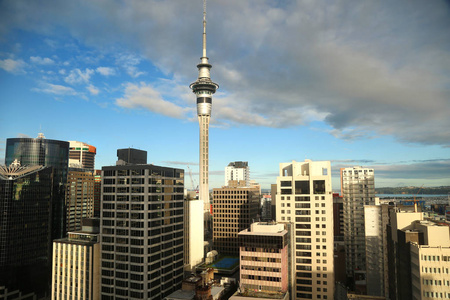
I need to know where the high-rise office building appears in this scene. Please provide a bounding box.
[66,168,95,232]
[5,134,69,240]
[341,166,375,287]
[225,161,250,187]
[237,222,289,296]
[100,159,184,300]
[276,160,334,300]
[52,218,100,300]
[69,141,96,170]
[0,163,53,298]
[212,181,260,255]
[189,0,219,267]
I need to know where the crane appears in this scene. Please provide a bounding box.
[413,184,424,212]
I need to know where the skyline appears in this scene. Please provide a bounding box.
[1,0,450,190]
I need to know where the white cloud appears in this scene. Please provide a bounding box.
[96,66,115,76]
[34,83,77,95]
[30,56,54,65]
[116,82,187,119]
[115,54,145,78]
[64,68,94,84]
[87,84,99,95]
[0,58,26,74]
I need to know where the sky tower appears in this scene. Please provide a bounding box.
[187,0,218,269]
[190,0,218,208]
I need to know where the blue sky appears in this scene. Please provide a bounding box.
[1,0,449,191]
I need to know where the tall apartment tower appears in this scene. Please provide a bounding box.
[0,163,53,298]
[212,181,260,255]
[189,0,218,268]
[5,134,69,240]
[100,160,184,300]
[276,160,334,300]
[341,166,375,284]
[225,161,250,186]
[52,218,100,300]
[69,141,96,169]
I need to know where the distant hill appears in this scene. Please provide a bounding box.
[375,186,450,195]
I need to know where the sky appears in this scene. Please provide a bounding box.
[1,0,449,191]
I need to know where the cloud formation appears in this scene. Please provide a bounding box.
[64,68,94,85]
[116,82,187,119]
[1,0,450,146]
[96,66,115,76]
[34,83,77,95]
[0,58,26,74]
[30,56,54,65]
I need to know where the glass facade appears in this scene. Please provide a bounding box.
[0,166,53,297]
[6,138,69,240]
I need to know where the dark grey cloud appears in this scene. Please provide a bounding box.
[1,0,450,146]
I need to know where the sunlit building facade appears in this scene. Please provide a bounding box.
[276,160,334,300]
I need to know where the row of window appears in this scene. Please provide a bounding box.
[422,267,449,274]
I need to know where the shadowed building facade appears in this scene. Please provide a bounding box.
[100,159,184,300]
[0,163,54,298]
[212,181,260,256]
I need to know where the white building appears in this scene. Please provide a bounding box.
[276,160,334,300]
[341,166,375,284]
[225,161,250,187]
[410,221,450,300]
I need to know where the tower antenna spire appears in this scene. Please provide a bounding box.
[202,0,207,58]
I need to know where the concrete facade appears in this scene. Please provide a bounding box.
[276,160,334,300]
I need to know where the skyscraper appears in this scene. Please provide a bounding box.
[225,161,250,187]
[341,166,375,288]
[0,163,54,298]
[5,134,69,240]
[276,160,334,300]
[100,159,184,299]
[189,0,218,267]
